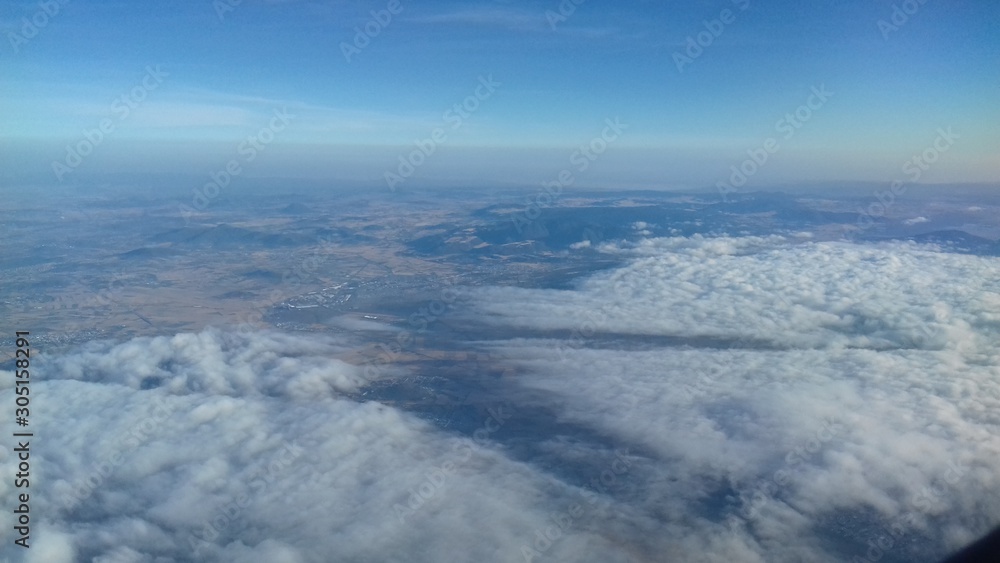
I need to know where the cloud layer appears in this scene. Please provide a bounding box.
[461,235,1000,561]
[0,331,642,562]
[2,236,998,562]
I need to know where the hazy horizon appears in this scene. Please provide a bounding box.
[3,0,998,189]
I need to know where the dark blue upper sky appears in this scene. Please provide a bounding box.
[2,0,997,189]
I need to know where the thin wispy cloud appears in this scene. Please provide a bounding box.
[407,6,617,37]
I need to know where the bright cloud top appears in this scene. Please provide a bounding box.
[464,235,1000,354]
[0,331,642,563]
[462,235,1000,561]
[1,237,998,562]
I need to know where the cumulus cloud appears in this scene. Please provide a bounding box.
[459,235,1000,561]
[632,222,652,236]
[42,329,379,399]
[462,235,1000,354]
[0,330,650,563]
[3,236,998,562]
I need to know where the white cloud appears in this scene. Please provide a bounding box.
[458,235,1000,561]
[0,331,644,562]
[42,329,377,398]
[461,235,1000,354]
[3,236,998,562]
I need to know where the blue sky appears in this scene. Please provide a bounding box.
[1,0,997,189]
